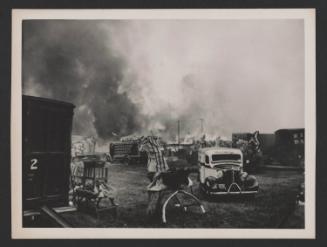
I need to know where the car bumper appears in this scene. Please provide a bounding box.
[207,190,258,195]
[202,183,259,195]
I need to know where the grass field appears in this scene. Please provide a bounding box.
[61,161,304,228]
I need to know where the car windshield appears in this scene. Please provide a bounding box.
[211,154,241,162]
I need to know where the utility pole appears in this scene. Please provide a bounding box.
[177,120,180,145]
[200,118,204,134]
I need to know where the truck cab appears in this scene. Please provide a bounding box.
[198,147,258,195]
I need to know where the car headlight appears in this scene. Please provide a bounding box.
[216,170,223,179]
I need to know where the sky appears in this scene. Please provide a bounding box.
[22,19,304,141]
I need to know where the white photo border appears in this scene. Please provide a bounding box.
[11,8,316,239]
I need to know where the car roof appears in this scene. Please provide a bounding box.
[199,147,242,156]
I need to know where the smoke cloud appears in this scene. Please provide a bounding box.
[23,20,144,140]
[23,20,304,141]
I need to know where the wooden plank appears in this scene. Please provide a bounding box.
[23,205,77,217]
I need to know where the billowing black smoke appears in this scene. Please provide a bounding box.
[23,20,304,141]
[23,20,143,139]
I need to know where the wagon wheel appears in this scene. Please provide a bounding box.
[161,190,206,225]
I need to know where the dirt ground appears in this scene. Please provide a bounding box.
[61,162,304,228]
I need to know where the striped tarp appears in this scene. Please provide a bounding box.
[139,136,169,173]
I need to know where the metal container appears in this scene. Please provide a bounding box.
[23,95,75,210]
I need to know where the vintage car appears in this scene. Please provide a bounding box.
[198,147,259,196]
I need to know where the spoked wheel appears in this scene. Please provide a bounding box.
[161,190,206,225]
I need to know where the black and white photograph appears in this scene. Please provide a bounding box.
[11,9,315,238]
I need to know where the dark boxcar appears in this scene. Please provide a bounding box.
[273,128,305,166]
[109,142,147,165]
[257,134,275,154]
[110,142,138,160]
[23,95,75,210]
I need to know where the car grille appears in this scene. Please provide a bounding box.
[223,169,242,188]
